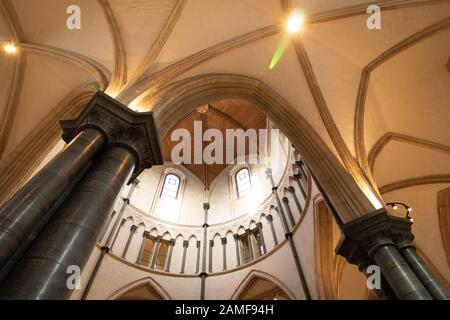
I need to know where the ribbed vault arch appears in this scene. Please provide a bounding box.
[147,73,376,224]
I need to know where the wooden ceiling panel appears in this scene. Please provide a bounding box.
[161,100,266,188]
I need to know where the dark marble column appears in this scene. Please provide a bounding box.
[0,146,135,300]
[287,186,303,214]
[0,128,105,282]
[165,239,176,272]
[180,240,189,274]
[266,214,278,246]
[121,225,137,259]
[265,168,289,234]
[199,203,209,299]
[246,229,254,261]
[98,210,116,243]
[110,218,126,251]
[195,240,201,274]
[293,174,307,200]
[150,236,162,269]
[136,231,149,264]
[0,91,163,300]
[395,224,450,300]
[233,234,241,267]
[221,237,227,271]
[282,196,296,228]
[208,240,214,272]
[337,209,434,300]
[256,222,266,255]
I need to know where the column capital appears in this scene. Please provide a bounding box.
[288,186,296,193]
[130,225,137,232]
[143,231,149,238]
[203,202,210,210]
[196,240,201,248]
[265,168,272,176]
[183,240,189,248]
[266,214,273,222]
[256,222,263,229]
[221,237,227,245]
[245,229,252,235]
[336,208,414,266]
[293,173,302,181]
[233,234,240,241]
[282,196,289,204]
[60,91,163,182]
[156,235,162,242]
[169,238,176,246]
[209,240,214,247]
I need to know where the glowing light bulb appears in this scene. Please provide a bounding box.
[286,11,305,34]
[407,207,412,212]
[3,43,17,54]
[392,205,398,210]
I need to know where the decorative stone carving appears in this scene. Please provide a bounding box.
[60,91,163,181]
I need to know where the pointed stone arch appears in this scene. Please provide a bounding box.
[230,270,296,300]
[107,277,172,300]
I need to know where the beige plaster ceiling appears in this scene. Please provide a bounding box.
[0,0,449,204]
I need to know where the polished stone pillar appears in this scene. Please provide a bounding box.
[98,210,116,243]
[150,236,162,269]
[287,186,303,214]
[199,203,210,300]
[165,239,176,272]
[0,128,105,282]
[221,237,227,271]
[0,92,162,300]
[180,240,188,274]
[293,174,307,200]
[246,229,254,261]
[108,178,140,252]
[208,240,214,272]
[295,160,309,182]
[265,168,289,234]
[136,231,149,264]
[282,196,296,228]
[395,225,450,300]
[0,147,135,299]
[121,225,137,259]
[337,210,434,300]
[110,218,126,251]
[256,222,266,254]
[266,214,278,246]
[195,240,201,274]
[233,234,241,267]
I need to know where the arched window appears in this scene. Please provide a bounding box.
[160,174,180,200]
[236,168,251,198]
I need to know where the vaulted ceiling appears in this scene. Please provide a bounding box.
[0,0,449,201]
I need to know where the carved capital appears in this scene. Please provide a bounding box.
[60,91,163,181]
[183,240,189,248]
[266,214,273,222]
[288,186,296,193]
[336,208,414,267]
[282,196,289,204]
[221,237,227,245]
[130,225,137,232]
[169,238,176,246]
[143,231,149,238]
[203,202,210,210]
[209,240,214,247]
[233,234,240,241]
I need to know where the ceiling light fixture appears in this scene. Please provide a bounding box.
[3,42,17,54]
[286,11,305,34]
[386,202,413,222]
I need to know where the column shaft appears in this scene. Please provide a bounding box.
[372,245,432,300]
[208,240,214,272]
[257,223,266,255]
[288,186,303,214]
[195,241,201,274]
[0,146,135,299]
[401,247,450,300]
[150,236,162,269]
[221,238,227,271]
[0,129,104,279]
[136,231,149,264]
[180,240,188,273]
[233,234,241,267]
[121,225,137,259]
[246,229,254,261]
[267,215,278,246]
[165,239,176,272]
[282,197,296,228]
